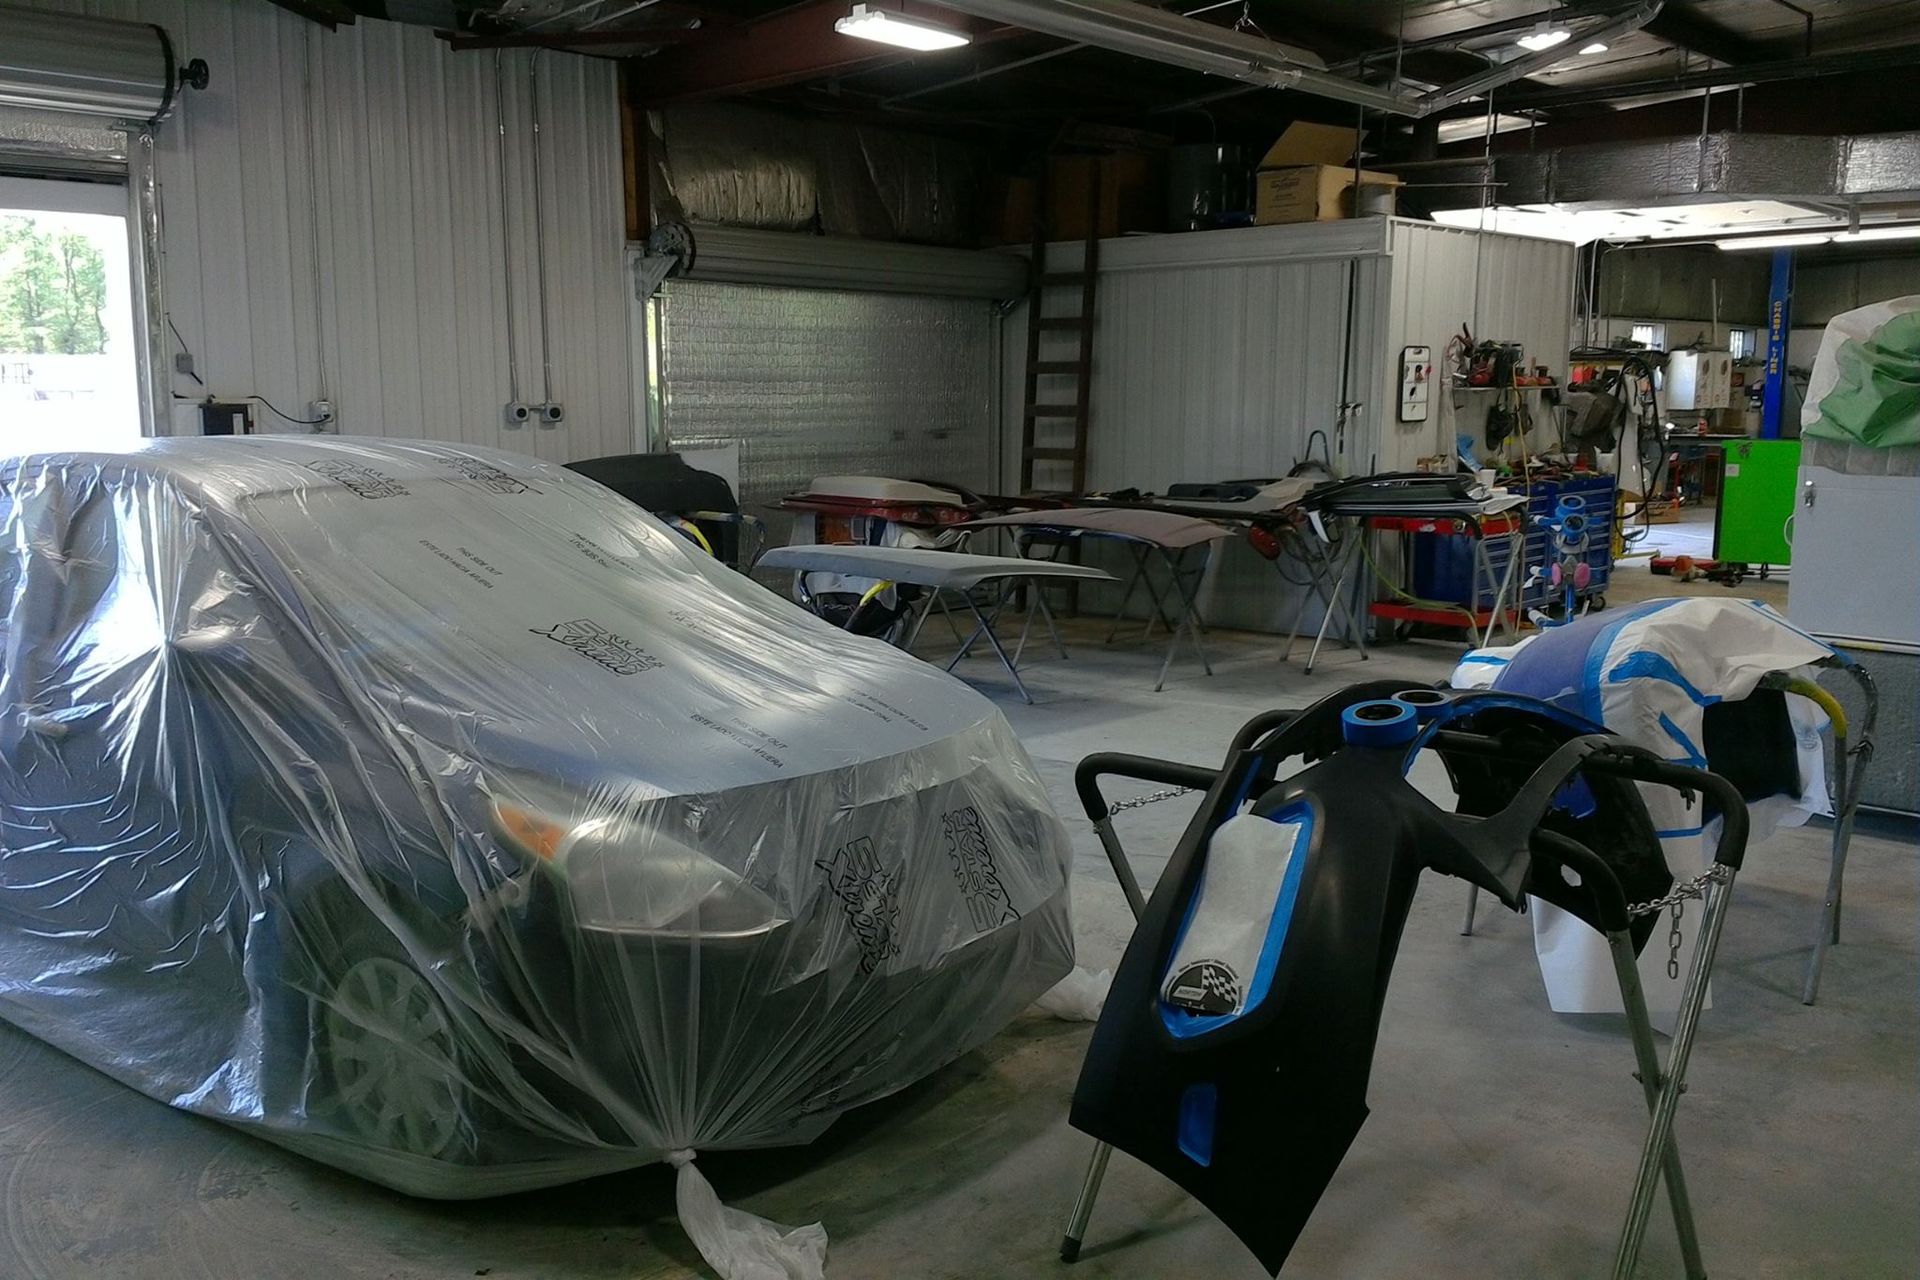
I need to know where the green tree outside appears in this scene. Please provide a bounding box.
[0,216,109,356]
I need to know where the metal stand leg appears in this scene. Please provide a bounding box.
[1136,547,1180,641]
[1281,522,1366,669]
[1104,546,1153,644]
[1063,807,1155,1260]
[1804,736,1861,1005]
[948,594,1034,704]
[1605,929,1708,1280]
[1303,537,1364,674]
[901,589,942,651]
[1460,884,1480,936]
[1011,583,1037,667]
[1091,816,1148,919]
[1060,1140,1113,1263]
[1035,589,1070,660]
[1612,877,1734,1280]
[1153,547,1213,693]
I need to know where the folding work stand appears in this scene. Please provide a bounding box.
[963,510,1232,694]
[1059,716,1748,1279]
[905,575,1068,705]
[1087,535,1216,693]
[1274,514,1368,674]
[757,543,1112,705]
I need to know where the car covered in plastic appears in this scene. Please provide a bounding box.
[0,437,1074,1196]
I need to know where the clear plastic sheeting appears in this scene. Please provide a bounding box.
[0,437,1074,1202]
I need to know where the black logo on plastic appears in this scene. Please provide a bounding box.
[816,837,902,975]
[444,456,535,494]
[1164,960,1242,1016]
[304,458,410,499]
[531,618,662,676]
[943,806,1018,931]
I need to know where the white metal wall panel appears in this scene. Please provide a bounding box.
[999,220,1389,631]
[658,281,997,531]
[1381,221,1576,472]
[19,1,632,461]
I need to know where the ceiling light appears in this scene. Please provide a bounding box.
[1833,226,1920,243]
[1516,27,1572,52]
[1716,233,1834,251]
[834,4,970,51]
[1578,41,1610,55]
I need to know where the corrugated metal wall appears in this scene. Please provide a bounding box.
[1381,221,1576,472]
[999,220,1389,632]
[658,280,997,532]
[16,1,632,461]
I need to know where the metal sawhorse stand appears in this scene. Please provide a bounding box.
[1059,714,1749,1279]
[1274,513,1368,674]
[1458,659,1877,1006]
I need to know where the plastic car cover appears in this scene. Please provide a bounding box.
[0,439,1075,1243]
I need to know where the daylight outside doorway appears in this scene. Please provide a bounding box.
[0,176,142,453]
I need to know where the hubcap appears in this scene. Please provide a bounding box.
[322,956,463,1157]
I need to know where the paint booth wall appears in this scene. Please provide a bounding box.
[18,0,632,461]
[998,219,1390,633]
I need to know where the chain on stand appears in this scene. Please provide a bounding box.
[1628,864,1734,980]
[1103,787,1194,818]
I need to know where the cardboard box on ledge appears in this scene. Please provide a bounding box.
[1254,122,1401,225]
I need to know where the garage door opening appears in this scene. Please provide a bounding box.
[0,177,141,453]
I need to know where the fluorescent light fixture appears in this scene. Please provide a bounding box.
[834,4,970,51]
[1516,27,1572,52]
[1578,41,1610,54]
[1434,112,1534,145]
[1716,232,1833,251]
[1833,225,1920,243]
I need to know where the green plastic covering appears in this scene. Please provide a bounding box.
[1804,309,1920,448]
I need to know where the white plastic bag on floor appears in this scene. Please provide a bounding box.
[1032,965,1112,1021]
[670,1151,828,1280]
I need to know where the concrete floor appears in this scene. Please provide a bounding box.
[0,622,1912,1279]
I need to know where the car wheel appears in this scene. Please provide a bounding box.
[314,926,472,1160]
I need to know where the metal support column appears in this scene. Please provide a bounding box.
[1761,248,1794,439]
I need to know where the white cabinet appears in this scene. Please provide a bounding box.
[1788,465,1920,646]
[1664,350,1733,411]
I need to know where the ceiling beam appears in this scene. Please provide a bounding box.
[1643,7,1773,66]
[446,27,716,51]
[1433,41,1920,116]
[633,0,1010,104]
[264,0,355,26]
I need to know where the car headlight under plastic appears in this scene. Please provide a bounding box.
[487,780,784,940]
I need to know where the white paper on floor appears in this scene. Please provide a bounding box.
[1032,965,1112,1021]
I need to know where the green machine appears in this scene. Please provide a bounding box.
[1716,438,1800,566]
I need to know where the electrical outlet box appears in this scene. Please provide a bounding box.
[309,399,334,429]
[199,400,253,436]
[538,401,564,426]
[503,402,531,427]
[1398,344,1432,423]
[173,352,195,377]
